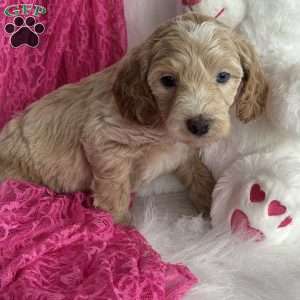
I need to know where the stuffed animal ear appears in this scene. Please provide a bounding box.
[234,36,269,123]
[181,0,246,29]
[112,45,161,127]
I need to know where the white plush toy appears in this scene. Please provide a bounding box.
[182,0,300,244]
[181,0,246,28]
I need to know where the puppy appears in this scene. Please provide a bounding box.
[0,13,268,223]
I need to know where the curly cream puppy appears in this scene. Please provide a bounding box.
[0,13,268,222]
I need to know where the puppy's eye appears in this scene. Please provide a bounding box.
[160,75,177,88]
[216,72,231,84]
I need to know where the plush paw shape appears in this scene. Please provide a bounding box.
[211,155,300,245]
[181,0,247,28]
[230,182,294,243]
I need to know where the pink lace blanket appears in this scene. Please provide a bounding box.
[0,0,127,129]
[0,180,197,299]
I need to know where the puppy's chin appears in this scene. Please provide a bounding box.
[167,120,231,148]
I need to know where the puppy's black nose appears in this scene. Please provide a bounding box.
[186,116,210,136]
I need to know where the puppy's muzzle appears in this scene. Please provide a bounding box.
[186,115,211,136]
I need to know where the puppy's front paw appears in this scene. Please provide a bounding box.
[93,197,132,225]
[196,203,211,219]
[112,211,133,225]
[191,193,212,219]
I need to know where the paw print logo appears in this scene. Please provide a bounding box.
[4,16,45,48]
[231,183,294,243]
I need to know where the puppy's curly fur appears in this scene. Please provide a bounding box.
[0,13,268,222]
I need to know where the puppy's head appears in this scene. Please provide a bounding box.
[113,13,268,147]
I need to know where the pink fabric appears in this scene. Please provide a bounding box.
[0,180,197,299]
[0,0,127,129]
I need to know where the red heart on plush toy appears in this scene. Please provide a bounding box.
[278,216,293,228]
[268,200,287,216]
[231,209,265,241]
[250,183,266,203]
[182,0,201,5]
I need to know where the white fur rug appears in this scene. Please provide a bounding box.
[133,176,300,300]
[124,1,300,299]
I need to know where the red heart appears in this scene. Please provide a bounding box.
[268,200,287,216]
[278,216,293,228]
[182,0,201,5]
[231,209,265,241]
[250,183,266,203]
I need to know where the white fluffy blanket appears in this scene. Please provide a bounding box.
[133,177,300,300]
[125,1,300,299]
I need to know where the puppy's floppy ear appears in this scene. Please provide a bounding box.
[112,45,161,127]
[234,36,269,123]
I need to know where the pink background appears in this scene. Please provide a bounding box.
[0,0,127,129]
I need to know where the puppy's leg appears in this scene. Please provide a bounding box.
[175,152,215,216]
[92,169,131,224]
[84,142,132,224]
